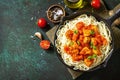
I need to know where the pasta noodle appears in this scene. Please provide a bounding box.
[55,14,112,71]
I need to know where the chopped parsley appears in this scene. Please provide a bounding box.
[92,45,96,50]
[74,30,79,34]
[90,42,93,48]
[90,30,95,35]
[90,42,96,50]
[69,41,74,46]
[87,54,97,59]
[77,41,80,45]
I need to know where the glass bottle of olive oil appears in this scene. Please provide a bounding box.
[64,0,85,9]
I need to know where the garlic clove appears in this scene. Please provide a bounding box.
[34,32,42,40]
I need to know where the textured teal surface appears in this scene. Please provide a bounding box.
[0,0,72,80]
[0,0,120,80]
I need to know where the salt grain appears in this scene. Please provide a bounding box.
[56,9,63,15]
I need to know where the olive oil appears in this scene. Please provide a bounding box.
[64,0,85,9]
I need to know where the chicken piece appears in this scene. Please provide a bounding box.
[76,22,84,30]
[65,30,73,40]
[91,38,97,46]
[78,29,83,34]
[72,42,79,49]
[71,49,79,55]
[92,48,101,55]
[91,25,99,33]
[80,47,92,55]
[84,58,94,67]
[95,35,108,46]
[78,35,84,41]
[83,37,91,44]
[72,32,79,41]
[72,54,83,61]
[101,36,108,45]
[95,35,102,46]
[83,29,91,37]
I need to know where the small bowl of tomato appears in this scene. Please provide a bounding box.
[47,4,65,23]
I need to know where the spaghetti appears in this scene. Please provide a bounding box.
[55,14,112,71]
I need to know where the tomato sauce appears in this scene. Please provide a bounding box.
[64,22,108,67]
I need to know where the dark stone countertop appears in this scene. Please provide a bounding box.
[0,0,120,80]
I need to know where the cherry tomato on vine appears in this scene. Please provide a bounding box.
[40,40,50,50]
[91,0,101,9]
[37,18,47,28]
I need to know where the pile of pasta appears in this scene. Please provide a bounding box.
[55,14,112,70]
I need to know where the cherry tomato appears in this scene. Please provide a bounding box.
[40,40,50,50]
[91,0,101,9]
[37,18,47,28]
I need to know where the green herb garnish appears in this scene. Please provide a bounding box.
[90,42,93,48]
[93,45,96,50]
[92,54,97,58]
[90,30,95,35]
[74,30,78,34]
[88,54,97,59]
[69,41,74,46]
[77,41,80,45]
[90,42,96,50]
[87,56,93,59]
